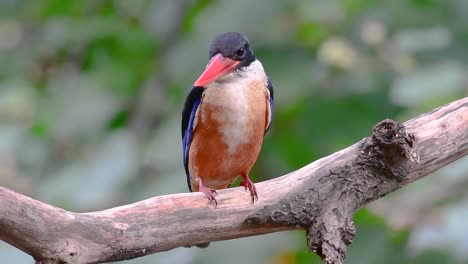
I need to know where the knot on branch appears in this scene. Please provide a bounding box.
[307,219,356,264]
[360,119,416,181]
[245,190,356,264]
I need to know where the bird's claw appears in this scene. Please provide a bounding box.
[240,176,258,203]
[199,184,218,206]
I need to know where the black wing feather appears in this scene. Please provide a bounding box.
[265,78,274,133]
[181,87,204,191]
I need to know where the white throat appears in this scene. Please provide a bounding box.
[214,59,266,85]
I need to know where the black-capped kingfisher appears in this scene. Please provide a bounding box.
[181,32,274,205]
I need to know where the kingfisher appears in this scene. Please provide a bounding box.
[181,32,274,205]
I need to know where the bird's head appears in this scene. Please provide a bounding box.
[194,32,256,87]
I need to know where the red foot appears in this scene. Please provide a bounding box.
[240,173,258,203]
[199,179,217,206]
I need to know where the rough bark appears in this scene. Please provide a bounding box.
[0,97,467,264]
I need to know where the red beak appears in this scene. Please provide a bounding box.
[194,54,240,87]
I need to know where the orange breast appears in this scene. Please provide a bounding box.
[188,79,269,191]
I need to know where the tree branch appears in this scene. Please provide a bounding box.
[1,98,467,264]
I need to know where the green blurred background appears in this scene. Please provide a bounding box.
[0,0,467,263]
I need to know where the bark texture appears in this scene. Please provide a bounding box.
[0,98,467,264]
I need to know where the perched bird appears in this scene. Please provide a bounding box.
[181,32,274,205]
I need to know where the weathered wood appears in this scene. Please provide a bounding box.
[0,98,467,264]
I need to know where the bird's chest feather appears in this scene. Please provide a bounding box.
[199,80,267,154]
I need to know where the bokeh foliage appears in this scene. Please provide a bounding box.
[0,0,467,263]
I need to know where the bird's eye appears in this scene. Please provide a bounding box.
[236,47,245,57]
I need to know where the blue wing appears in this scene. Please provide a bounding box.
[181,87,204,191]
[265,78,274,133]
